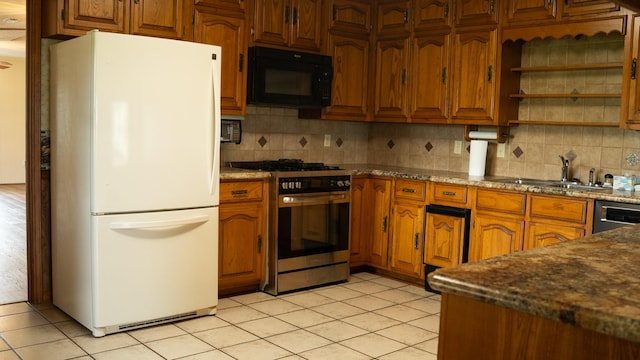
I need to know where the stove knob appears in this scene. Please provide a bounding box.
[296,181,302,189]
[289,181,295,189]
[344,180,351,187]
[337,181,344,187]
[282,182,288,190]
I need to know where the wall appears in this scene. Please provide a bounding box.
[0,56,26,184]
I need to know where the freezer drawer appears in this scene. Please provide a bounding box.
[54,207,219,336]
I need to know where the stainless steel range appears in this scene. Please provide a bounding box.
[229,160,351,295]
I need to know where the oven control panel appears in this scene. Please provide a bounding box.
[278,175,351,194]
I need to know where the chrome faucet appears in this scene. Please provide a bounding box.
[588,168,596,186]
[560,155,569,182]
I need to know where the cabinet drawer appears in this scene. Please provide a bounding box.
[528,195,589,224]
[476,188,526,216]
[431,183,468,206]
[394,179,426,202]
[220,181,264,203]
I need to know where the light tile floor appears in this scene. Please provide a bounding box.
[0,272,440,360]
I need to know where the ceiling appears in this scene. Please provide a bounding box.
[0,0,25,58]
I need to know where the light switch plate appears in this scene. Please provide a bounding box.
[454,141,462,154]
[324,134,331,147]
[497,143,506,158]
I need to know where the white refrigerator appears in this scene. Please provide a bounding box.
[50,31,221,337]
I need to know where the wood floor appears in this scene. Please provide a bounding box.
[0,184,27,305]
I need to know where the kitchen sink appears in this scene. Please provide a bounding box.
[494,178,611,192]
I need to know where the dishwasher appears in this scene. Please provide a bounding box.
[423,204,471,293]
[593,200,640,233]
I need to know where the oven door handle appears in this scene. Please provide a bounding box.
[281,193,347,205]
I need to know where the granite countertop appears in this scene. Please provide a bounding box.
[221,163,640,204]
[428,225,640,344]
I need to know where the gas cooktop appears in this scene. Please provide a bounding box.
[229,159,342,172]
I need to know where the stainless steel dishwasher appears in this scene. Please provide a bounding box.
[593,200,640,233]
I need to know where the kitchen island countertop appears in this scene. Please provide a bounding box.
[428,224,640,344]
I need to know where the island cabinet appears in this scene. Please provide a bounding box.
[43,0,184,39]
[193,4,248,115]
[322,0,372,121]
[469,188,526,262]
[218,180,267,296]
[389,179,428,278]
[524,194,593,249]
[250,0,322,52]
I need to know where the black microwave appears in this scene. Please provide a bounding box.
[247,46,333,109]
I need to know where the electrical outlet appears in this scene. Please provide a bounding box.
[497,143,506,158]
[454,140,462,154]
[324,134,331,147]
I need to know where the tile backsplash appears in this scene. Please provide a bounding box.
[221,34,640,183]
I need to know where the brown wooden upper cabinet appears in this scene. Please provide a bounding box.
[376,0,412,35]
[251,0,322,52]
[43,0,183,39]
[455,0,499,26]
[503,0,621,26]
[623,13,640,129]
[413,0,453,31]
[194,6,247,115]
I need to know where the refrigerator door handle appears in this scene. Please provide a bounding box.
[209,57,220,196]
[110,214,210,230]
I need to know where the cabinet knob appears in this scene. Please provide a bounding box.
[632,58,637,80]
[382,216,388,232]
[414,233,420,249]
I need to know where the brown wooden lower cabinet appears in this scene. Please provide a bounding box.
[438,293,640,359]
[218,180,267,295]
[469,214,525,262]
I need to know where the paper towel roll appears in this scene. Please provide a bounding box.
[468,130,498,140]
[469,140,488,177]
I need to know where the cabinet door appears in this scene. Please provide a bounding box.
[411,32,451,123]
[349,177,368,266]
[218,202,265,294]
[503,0,557,24]
[63,0,127,33]
[450,27,497,124]
[131,0,183,39]
[469,214,524,262]
[424,212,464,268]
[367,179,392,268]
[625,15,640,126]
[455,0,499,26]
[253,0,289,47]
[194,9,247,115]
[524,222,584,250]
[327,0,371,34]
[374,37,411,122]
[376,1,411,35]
[324,33,370,120]
[289,0,322,51]
[413,0,453,31]
[390,202,425,278]
[561,0,619,18]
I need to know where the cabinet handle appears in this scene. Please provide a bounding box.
[231,189,248,195]
[403,8,408,23]
[402,188,416,193]
[414,233,420,249]
[257,235,262,253]
[134,0,139,4]
[444,3,449,18]
[490,0,495,14]
[547,0,552,8]
[487,65,493,82]
[442,67,447,84]
[293,7,298,24]
[632,58,637,80]
[564,0,569,6]
[382,216,388,232]
[332,5,337,21]
[402,69,406,85]
[441,191,456,196]
[239,54,244,72]
[285,6,290,24]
